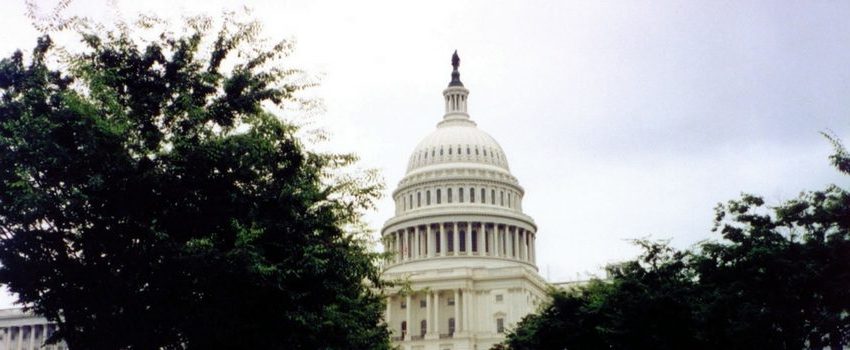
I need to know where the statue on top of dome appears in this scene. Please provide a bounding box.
[449,50,464,87]
[452,50,460,71]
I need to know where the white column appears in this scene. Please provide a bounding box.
[531,233,536,264]
[493,225,502,256]
[462,290,470,332]
[3,327,9,350]
[405,294,412,340]
[453,289,460,333]
[476,223,484,255]
[518,228,525,261]
[425,292,432,336]
[511,227,518,258]
[42,324,48,350]
[440,223,447,257]
[27,326,34,350]
[386,295,392,325]
[416,226,422,259]
[427,225,434,258]
[465,222,472,255]
[433,292,440,335]
[452,222,459,255]
[15,327,21,350]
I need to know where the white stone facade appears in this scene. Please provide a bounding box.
[0,309,65,350]
[382,54,548,350]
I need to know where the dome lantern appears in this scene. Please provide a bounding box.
[443,50,470,121]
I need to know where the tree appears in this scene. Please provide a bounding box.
[0,14,391,350]
[500,136,849,350]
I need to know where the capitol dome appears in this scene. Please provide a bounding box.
[406,118,510,173]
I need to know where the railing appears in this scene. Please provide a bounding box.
[439,333,453,339]
[411,335,424,340]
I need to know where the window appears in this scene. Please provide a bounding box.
[401,321,407,337]
[420,299,427,308]
[403,196,407,210]
[501,191,504,206]
[447,231,454,252]
[495,294,503,302]
[466,147,470,155]
[447,298,455,306]
[459,231,466,252]
[440,148,444,155]
[448,318,456,335]
[492,190,496,204]
[426,190,431,205]
[457,147,461,154]
[470,188,475,203]
[417,192,421,207]
[507,193,512,208]
[475,147,479,155]
[401,300,407,309]
[420,320,427,337]
[447,188,453,203]
[459,187,464,202]
[472,230,478,252]
[436,189,442,204]
[409,194,413,209]
[435,230,441,253]
[483,149,487,156]
[449,147,452,155]
[481,188,485,203]
[497,318,505,333]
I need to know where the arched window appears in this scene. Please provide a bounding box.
[409,194,413,209]
[459,231,466,252]
[448,318,456,335]
[481,188,485,203]
[440,148,444,156]
[449,147,452,155]
[470,188,475,203]
[500,191,505,206]
[401,321,407,338]
[507,193,512,208]
[491,189,496,204]
[448,188,453,203]
[459,187,464,203]
[417,192,421,207]
[447,231,454,252]
[435,229,441,253]
[420,320,427,337]
[426,191,431,205]
[436,189,442,204]
[496,318,505,333]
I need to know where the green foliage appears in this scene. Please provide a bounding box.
[501,138,850,350]
[0,14,390,350]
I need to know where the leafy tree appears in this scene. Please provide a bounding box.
[500,136,849,350]
[0,14,390,350]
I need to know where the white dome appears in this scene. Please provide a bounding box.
[406,119,510,173]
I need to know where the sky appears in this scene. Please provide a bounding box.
[0,0,848,307]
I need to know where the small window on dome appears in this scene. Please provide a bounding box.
[475,148,479,155]
[426,190,431,205]
[470,188,475,203]
[501,191,505,206]
[440,148,444,156]
[483,149,487,156]
[436,189,442,204]
[449,148,452,155]
[448,188,453,203]
[466,147,470,155]
[409,195,413,209]
[432,149,435,157]
[417,192,421,207]
[459,188,464,203]
[492,190,496,204]
[481,188,485,203]
[507,193,511,208]
[458,146,461,154]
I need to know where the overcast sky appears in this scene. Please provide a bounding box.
[1,0,849,307]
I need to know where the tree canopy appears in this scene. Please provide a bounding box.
[0,14,390,350]
[500,136,850,350]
